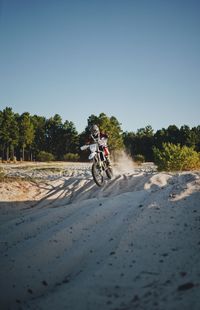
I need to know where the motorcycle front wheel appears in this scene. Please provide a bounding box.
[106,167,113,179]
[92,162,105,187]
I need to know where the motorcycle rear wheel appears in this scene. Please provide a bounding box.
[92,162,104,187]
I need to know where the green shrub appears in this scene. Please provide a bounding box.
[133,154,145,164]
[63,153,80,162]
[0,167,5,181]
[36,151,55,162]
[153,143,200,171]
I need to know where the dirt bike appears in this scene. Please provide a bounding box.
[80,138,113,187]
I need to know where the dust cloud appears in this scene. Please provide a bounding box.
[112,150,136,175]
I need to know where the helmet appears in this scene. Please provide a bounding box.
[90,124,100,137]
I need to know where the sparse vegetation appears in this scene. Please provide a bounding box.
[0,167,5,181]
[0,172,35,183]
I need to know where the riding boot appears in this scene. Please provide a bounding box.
[106,156,111,167]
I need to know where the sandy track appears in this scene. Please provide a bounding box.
[0,164,200,310]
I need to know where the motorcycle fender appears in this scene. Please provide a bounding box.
[89,153,96,160]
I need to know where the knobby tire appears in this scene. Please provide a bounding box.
[92,162,104,187]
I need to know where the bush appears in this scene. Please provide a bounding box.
[153,143,200,171]
[133,154,145,164]
[63,153,80,162]
[36,151,55,162]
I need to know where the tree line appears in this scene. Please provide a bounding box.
[0,108,123,161]
[123,124,200,161]
[0,107,200,162]
[0,107,79,161]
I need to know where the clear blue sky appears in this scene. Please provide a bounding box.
[0,0,200,133]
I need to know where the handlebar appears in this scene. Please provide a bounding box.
[80,139,107,151]
[80,145,89,151]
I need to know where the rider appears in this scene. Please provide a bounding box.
[89,124,111,166]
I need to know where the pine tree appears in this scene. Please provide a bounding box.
[63,120,79,155]
[31,115,46,159]
[18,112,35,160]
[45,114,63,157]
[0,107,19,160]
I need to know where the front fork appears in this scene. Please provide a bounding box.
[94,154,104,173]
